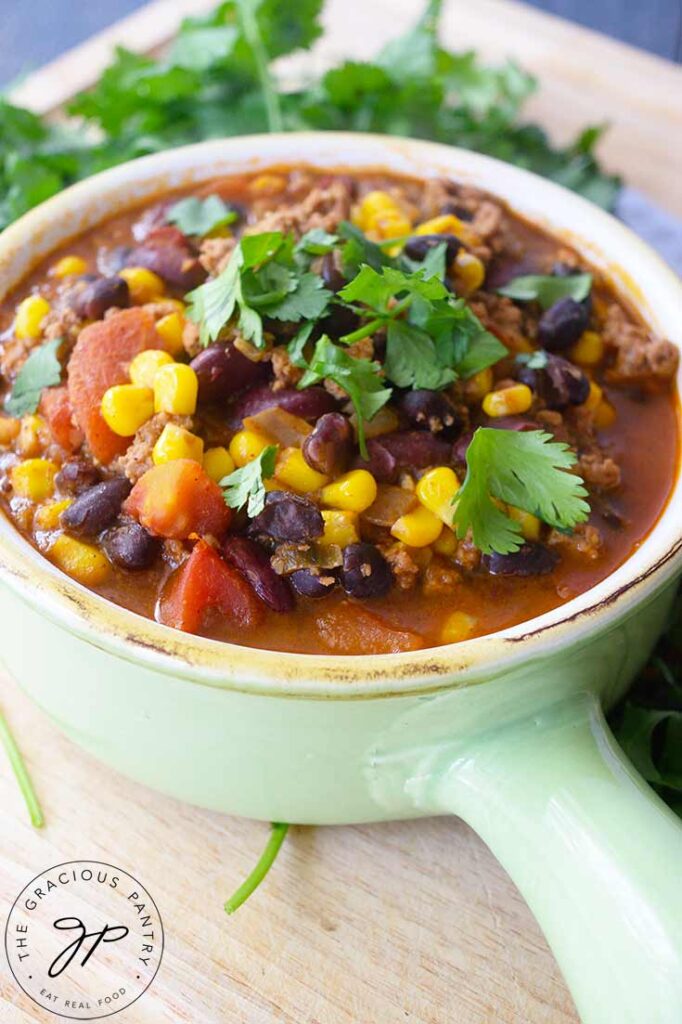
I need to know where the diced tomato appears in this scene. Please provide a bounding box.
[39,385,83,453]
[67,307,160,463]
[125,459,231,540]
[316,601,424,654]
[158,540,263,633]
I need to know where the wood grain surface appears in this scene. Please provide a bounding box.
[2,2,681,1021]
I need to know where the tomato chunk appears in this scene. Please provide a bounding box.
[316,601,424,654]
[125,459,231,539]
[39,385,83,453]
[159,540,263,633]
[67,307,160,463]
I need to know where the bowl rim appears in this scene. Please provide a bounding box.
[0,131,680,699]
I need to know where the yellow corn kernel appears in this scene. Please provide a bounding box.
[229,430,272,468]
[155,312,185,357]
[249,173,287,196]
[321,469,377,513]
[152,423,204,466]
[119,267,164,304]
[203,446,235,483]
[15,295,50,340]
[452,251,485,295]
[354,191,412,240]
[129,348,174,388]
[320,509,360,548]
[153,363,198,416]
[275,447,329,494]
[465,367,494,404]
[482,383,533,418]
[0,416,20,446]
[49,534,110,586]
[571,330,604,367]
[507,505,541,541]
[433,528,457,557]
[416,213,481,248]
[34,498,72,531]
[581,380,603,413]
[101,384,154,437]
[416,467,460,526]
[17,414,49,457]
[440,610,478,644]
[391,505,443,547]
[594,399,617,429]
[10,458,58,501]
[51,255,87,278]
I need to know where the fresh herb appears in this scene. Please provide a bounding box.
[5,338,62,417]
[166,194,238,236]
[224,822,289,914]
[221,444,278,517]
[453,428,590,554]
[498,272,592,309]
[298,335,392,457]
[0,707,44,828]
[295,228,339,258]
[384,320,455,390]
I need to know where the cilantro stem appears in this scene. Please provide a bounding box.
[340,296,412,345]
[0,708,44,828]
[235,0,283,132]
[224,822,289,914]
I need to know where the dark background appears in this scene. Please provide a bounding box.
[1,0,681,86]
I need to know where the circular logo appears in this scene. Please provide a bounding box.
[4,860,164,1020]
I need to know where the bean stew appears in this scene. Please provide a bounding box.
[0,167,678,655]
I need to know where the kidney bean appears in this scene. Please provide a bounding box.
[353,440,398,483]
[55,459,101,495]
[340,543,392,599]
[72,276,130,320]
[250,491,324,543]
[103,520,159,569]
[403,233,461,264]
[302,413,354,476]
[290,568,338,598]
[537,297,589,351]
[126,229,206,290]
[229,385,338,428]
[61,477,132,537]
[379,431,452,469]
[222,536,294,612]
[484,542,559,576]
[320,301,360,338]
[191,343,267,403]
[398,390,461,434]
[516,353,589,409]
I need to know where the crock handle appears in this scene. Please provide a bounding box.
[418,692,682,1024]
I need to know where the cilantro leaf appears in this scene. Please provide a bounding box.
[287,322,315,368]
[166,194,238,236]
[422,299,507,379]
[338,221,392,276]
[6,339,62,417]
[241,231,288,268]
[453,428,589,554]
[265,272,331,322]
[498,272,592,309]
[384,320,455,390]
[295,228,339,257]
[298,335,391,457]
[185,248,244,346]
[221,444,278,518]
[339,263,448,313]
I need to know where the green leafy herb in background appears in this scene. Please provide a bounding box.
[166,194,238,236]
[498,271,593,309]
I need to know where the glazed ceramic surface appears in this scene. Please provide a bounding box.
[0,135,681,1024]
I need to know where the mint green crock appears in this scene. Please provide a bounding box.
[0,135,681,1024]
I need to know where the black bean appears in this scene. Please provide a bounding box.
[398,390,461,434]
[516,353,590,409]
[229,385,338,428]
[222,536,294,612]
[353,439,397,483]
[319,301,360,338]
[340,543,392,599]
[290,568,338,598]
[403,233,461,264]
[61,478,132,537]
[250,491,324,543]
[73,276,130,320]
[302,413,354,476]
[190,343,267,403]
[537,298,589,352]
[103,520,159,569]
[483,542,559,577]
[55,459,101,495]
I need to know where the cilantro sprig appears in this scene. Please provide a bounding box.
[166,194,239,237]
[6,338,62,417]
[498,272,592,309]
[453,428,590,554]
[221,445,278,517]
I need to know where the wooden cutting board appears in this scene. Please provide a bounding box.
[2,3,681,1022]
